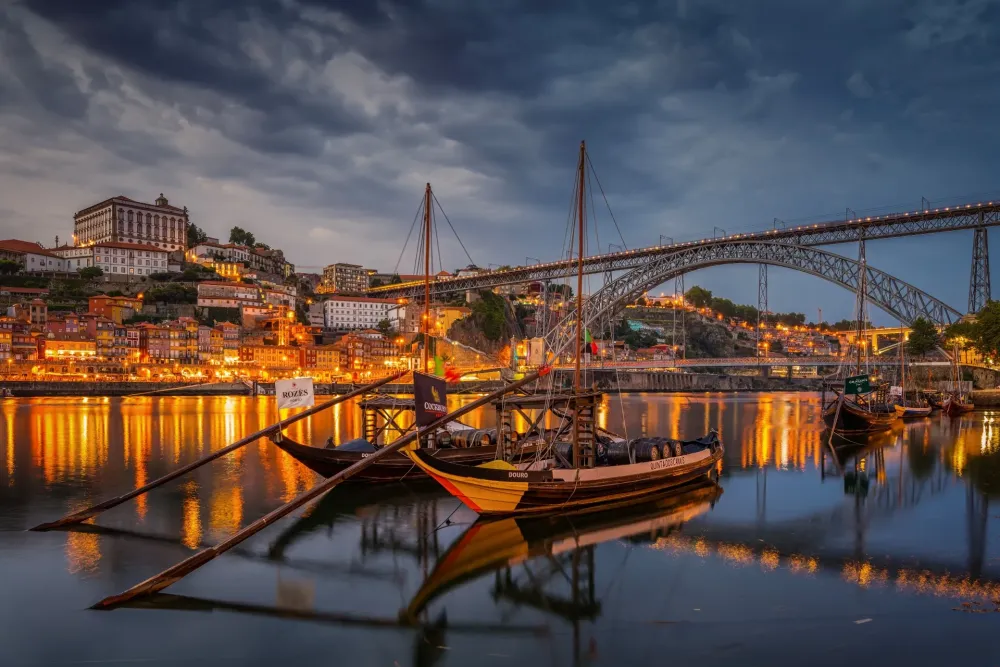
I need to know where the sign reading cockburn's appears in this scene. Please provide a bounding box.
[275,378,316,410]
[414,372,447,426]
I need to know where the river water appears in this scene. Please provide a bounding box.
[1,393,998,666]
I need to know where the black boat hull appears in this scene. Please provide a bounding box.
[822,398,896,434]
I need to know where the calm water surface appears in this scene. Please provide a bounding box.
[1,393,999,666]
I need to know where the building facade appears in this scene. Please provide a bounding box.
[54,241,172,277]
[73,194,188,252]
[322,296,402,331]
[0,240,68,273]
[320,263,370,294]
[196,281,262,308]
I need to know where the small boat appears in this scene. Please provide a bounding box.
[925,392,945,410]
[943,394,975,416]
[271,433,543,483]
[893,402,932,419]
[403,428,721,515]
[822,394,897,433]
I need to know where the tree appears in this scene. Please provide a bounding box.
[388,273,402,285]
[770,339,784,353]
[906,317,939,357]
[635,296,648,307]
[973,301,1000,358]
[370,278,385,288]
[187,222,208,248]
[376,318,395,337]
[79,266,104,280]
[229,226,256,247]
[0,259,21,275]
[684,285,713,308]
[943,320,979,349]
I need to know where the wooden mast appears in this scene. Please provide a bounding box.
[572,141,586,467]
[423,183,432,374]
[854,228,867,374]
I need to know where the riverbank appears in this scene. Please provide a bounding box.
[0,372,822,397]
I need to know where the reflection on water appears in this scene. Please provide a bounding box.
[2,393,1000,665]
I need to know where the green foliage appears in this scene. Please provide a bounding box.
[943,320,979,348]
[831,319,871,331]
[973,301,1000,358]
[0,275,49,288]
[770,339,784,352]
[79,266,104,280]
[149,272,174,282]
[470,291,508,341]
[906,317,939,357]
[105,290,124,297]
[254,242,271,250]
[229,226,256,247]
[614,319,659,350]
[635,296,647,307]
[376,318,396,337]
[187,222,208,248]
[388,273,402,285]
[774,312,806,326]
[684,286,713,308]
[146,284,197,304]
[370,278,384,288]
[0,259,21,275]
[201,307,241,326]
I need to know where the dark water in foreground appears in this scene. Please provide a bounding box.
[1,393,999,666]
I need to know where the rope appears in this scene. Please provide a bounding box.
[586,151,628,250]
[392,198,425,276]
[431,191,476,268]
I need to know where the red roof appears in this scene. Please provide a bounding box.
[0,239,62,259]
[94,241,167,252]
[74,195,187,217]
[0,286,49,294]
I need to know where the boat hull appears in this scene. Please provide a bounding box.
[271,436,541,483]
[893,404,932,419]
[403,436,723,516]
[943,396,975,416]
[822,398,897,433]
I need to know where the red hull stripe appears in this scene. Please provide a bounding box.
[429,470,483,513]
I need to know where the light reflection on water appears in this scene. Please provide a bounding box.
[1,393,999,665]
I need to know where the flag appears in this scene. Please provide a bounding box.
[414,372,447,425]
[275,377,315,410]
[444,365,462,383]
[434,355,445,376]
[584,329,599,356]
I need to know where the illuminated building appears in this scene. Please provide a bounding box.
[54,241,172,276]
[187,242,293,278]
[88,295,142,324]
[319,263,370,294]
[42,333,96,358]
[195,281,261,308]
[72,193,188,252]
[215,322,240,362]
[322,296,403,331]
[0,239,68,272]
[238,344,302,370]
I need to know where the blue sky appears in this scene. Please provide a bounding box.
[2,0,999,322]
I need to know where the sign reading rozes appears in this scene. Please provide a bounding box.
[844,374,871,395]
[275,377,316,410]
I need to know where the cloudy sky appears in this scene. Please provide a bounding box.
[2,0,1000,322]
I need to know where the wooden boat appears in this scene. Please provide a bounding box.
[403,482,722,620]
[943,394,975,416]
[926,392,945,410]
[822,394,897,433]
[271,434,545,483]
[402,430,721,515]
[893,403,932,419]
[403,142,723,516]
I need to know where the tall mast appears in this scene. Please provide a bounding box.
[572,141,585,467]
[574,141,585,394]
[423,183,432,373]
[854,228,867,374]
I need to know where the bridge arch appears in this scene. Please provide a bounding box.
[544,240,962,357]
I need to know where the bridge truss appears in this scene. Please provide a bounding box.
[542,241,963,360]
[369,201,999,301]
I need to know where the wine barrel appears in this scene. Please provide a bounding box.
[630,439,662,462]
[435,430,452,448]
[449,429,492,448]
[604,441,632,465]
[553,441,609,466]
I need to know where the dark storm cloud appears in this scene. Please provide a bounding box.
[4,0,1000,319]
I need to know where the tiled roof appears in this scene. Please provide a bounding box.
[0,239,62,258]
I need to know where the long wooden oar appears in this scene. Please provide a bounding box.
[92,367,549,609]
[31,371,407,532]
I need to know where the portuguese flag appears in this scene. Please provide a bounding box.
[584,329,598,356]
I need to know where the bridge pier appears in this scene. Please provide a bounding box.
[969,221,991,313]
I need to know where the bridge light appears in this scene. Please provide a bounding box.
[945,207,950,211]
